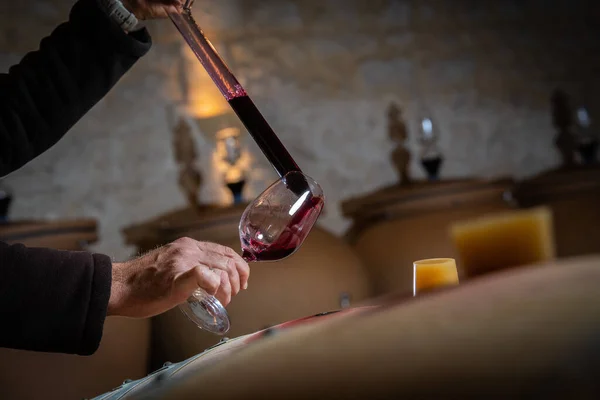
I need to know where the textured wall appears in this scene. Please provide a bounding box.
[2,0,599,259]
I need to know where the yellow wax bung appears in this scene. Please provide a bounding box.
[413,258,459,295]
[449,206,555,278]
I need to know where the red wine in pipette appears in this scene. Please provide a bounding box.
[228,95,301,179]
[168,8,309,193]
[227,93,309,195]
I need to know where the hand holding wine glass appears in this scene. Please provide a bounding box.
[109,237,249,319]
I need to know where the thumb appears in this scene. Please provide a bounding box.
[175,266,221,302]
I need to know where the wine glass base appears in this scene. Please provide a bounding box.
[179,289,230,335]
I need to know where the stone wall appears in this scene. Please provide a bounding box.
[2,0,599,259]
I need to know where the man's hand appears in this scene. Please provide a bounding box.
[107,237,250,318]
[122,0,184,20]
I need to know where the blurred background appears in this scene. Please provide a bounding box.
[1,0,599,399]
[2,0,598,258]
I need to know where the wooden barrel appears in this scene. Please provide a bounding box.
[134,255,600,400]
[341,178,514,296]
[0,218,98,250]
[123,204,372,369]
[0,219,151,400]
[513,165,600,258]
[89,307,376,400]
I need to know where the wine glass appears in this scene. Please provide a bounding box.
[179,171,325,334]
[417,110,443,181]
[574,106,598,165]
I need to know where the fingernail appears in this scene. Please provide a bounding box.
[243,282,248,290]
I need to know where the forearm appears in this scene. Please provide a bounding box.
[0,0,152,177]
[0,241,112,355]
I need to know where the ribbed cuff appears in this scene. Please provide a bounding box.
[78,252,113,356]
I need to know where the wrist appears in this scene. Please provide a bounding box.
[108,262,126,316]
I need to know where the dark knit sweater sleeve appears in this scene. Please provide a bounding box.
[0,0,152,177]
[0,242,113,355]
[0,0,152,355]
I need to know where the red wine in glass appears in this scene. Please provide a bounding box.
[241,195,324,262]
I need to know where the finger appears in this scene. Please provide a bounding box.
[162,4,181,14]
[193,265,221,296]
[159,0,183,13]
[221,257,241,296]
[230,253,250,291]
[174,265,220,303]
[239,259,250,290]
[147,7,170,19]
[214,256,241,296]
[191,249,241,295]
[198,242,250,290]
[155,0,182,5]
[214,270,232,306]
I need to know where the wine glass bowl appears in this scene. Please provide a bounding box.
[239,171,325,262]
[178,171,324,335]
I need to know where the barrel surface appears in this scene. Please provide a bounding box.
[90,307,374,400]
[140,255,600,400]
